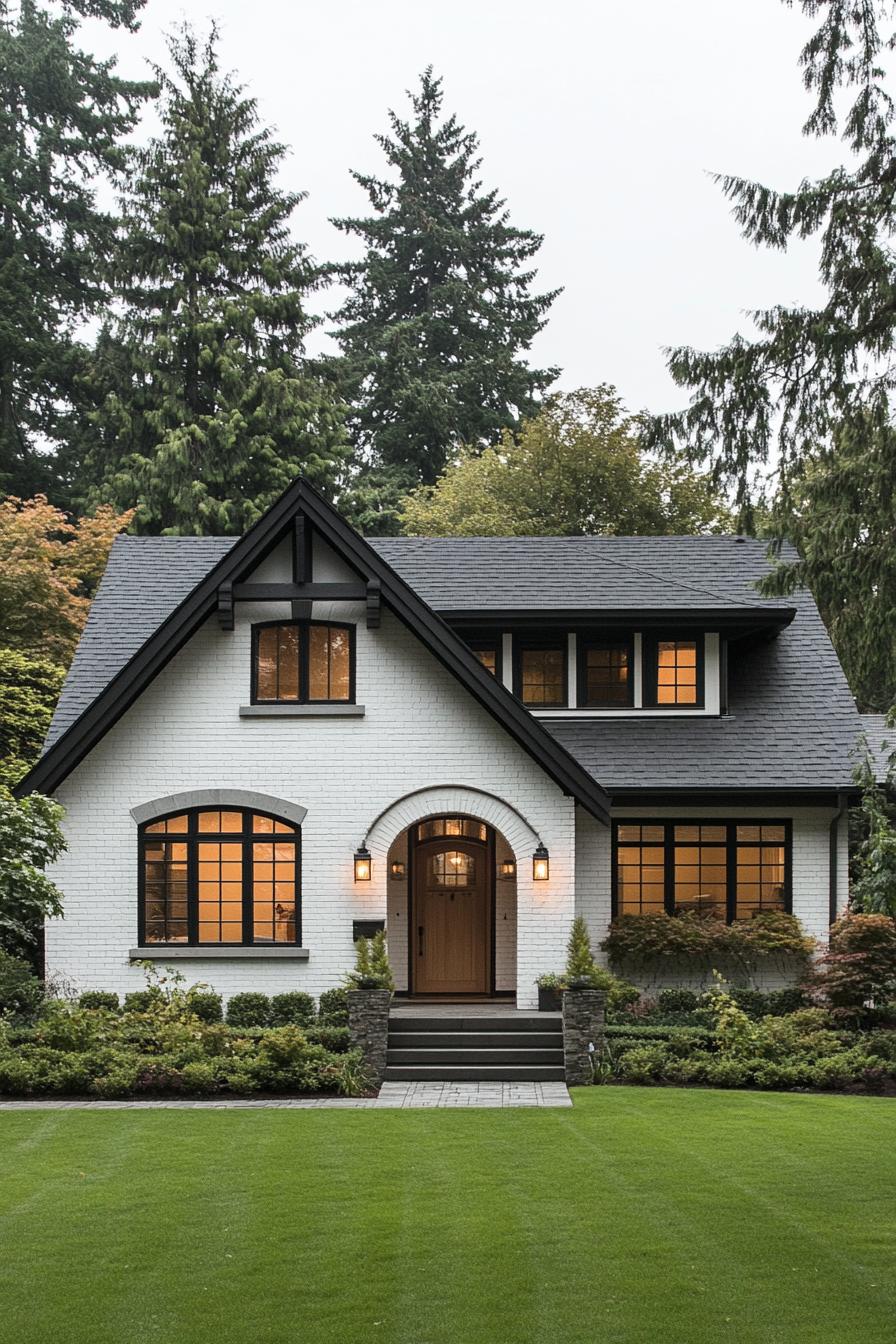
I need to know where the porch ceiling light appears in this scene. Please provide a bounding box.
[354,847,372,882]
[500,859,516,880]
[532,845,550,881]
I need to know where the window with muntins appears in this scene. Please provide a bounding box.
[140,809,301,946]
[645,636,703,707]
[517,644,566,706]
[613,821,789,923]
[253,621,352,703]
[580,640,633,707]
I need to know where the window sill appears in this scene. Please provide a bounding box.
[239,704,365,718]
[130,946,310,960]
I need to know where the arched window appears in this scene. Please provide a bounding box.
[139,808,301,947]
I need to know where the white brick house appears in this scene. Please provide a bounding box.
[20,480,860,1009]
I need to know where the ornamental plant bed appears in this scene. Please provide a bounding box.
[600,910,815,984]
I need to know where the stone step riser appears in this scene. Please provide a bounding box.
[384,1065,566,1082]
[389,1015,557,1033]
[388,1048,564,1066]
[388,1031,561,1051]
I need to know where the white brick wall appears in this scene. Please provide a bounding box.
[45,535,576,1009]
[574,803,848,990]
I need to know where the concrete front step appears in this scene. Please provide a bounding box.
[387,1047,564,1066]
[388,1030,562,1051]
[384,1064,566,1082]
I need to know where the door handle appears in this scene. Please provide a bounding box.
[417,926,425,956]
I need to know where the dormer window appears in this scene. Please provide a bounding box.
[644,636,703,708]
[516,642,566,707]
[579,639,633,707]
[252,621,353,704]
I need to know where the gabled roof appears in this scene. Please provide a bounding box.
[22,481,611,822]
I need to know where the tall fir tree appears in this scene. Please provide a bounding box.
[0,0,151,499]
[81,25,348,535]
[645,0,896,710]
[331,68,560,534]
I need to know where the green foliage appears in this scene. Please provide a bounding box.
[0,990,366,1098]
[811,913,896,1018]
[0,0,152,499]
[80,24,347,535]
[185,988,223,1024]
[346,931,394,990]
[225,992,271,1028]
[0,787,65,946]
[0,650,65,782]
[601,910,814,979]
[317,987,349,1026]
[564,916,597,986]
[851,742,896,914]
[122,988,163,1014]
[644,3,896,710]
[657,988,699,1014]
[305,1025,350,1054]
[269,992,316,1027]
[78,990,119,1013]
[702,976,759,1057]
[331,68,559,532]
[0,948,45,1021]
[402,388,730,538]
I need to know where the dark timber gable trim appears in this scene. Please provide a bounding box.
[19,479,611,824]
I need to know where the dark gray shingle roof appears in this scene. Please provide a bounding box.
[368,535,799,613]
[47,536,236,747]
[46,532,863,792]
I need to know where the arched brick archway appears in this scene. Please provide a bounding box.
[364,784,541,862]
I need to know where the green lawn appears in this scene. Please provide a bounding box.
[1,1089,893,1344]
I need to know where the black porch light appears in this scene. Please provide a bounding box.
[389,860,406,880]
[354,847,372,882]
[500,858,516,880]
[532,845,550,881]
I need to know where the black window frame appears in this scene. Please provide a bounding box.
[465,634,503,682]
[513,637,568,708]
[643,633,705,710]
[138,806,302,947]
[577,635,635,708]
[611,818,792,924]
[251,619,356,705]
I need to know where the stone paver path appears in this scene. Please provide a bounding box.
[0,1082,571,1111]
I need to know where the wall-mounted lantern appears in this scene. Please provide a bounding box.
[389,860,406,880]
[532,845,550,881]
[354,847,372,882]
[499,859,516,880]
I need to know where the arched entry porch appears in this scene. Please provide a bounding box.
[362,786,543,1000]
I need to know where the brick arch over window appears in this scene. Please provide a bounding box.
[130,790,307,829]
[364,786,541,862]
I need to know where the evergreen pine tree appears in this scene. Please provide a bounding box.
[331,68,559,534]
[644,1,896,709]
[0,0,151,498]
[81,25,347,535]
[565,917,597,986]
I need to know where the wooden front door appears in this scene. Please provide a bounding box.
[414,838,490,994]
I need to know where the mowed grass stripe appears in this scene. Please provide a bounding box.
[0,1090,893,1344]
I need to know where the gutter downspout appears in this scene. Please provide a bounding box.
[829,792,849,927]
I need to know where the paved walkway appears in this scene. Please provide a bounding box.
[0,1082,571,1111]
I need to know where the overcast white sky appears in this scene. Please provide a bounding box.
[86,0,839,416]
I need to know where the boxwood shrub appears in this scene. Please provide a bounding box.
[318,987,349,1026]
[79,990,120,1013]
[269,992,315,1027]
[225,992,271,1028]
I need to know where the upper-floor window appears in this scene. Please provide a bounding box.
[579,639,633,707]
[252,621,353,704]
[614,820,789,923]
[469,641,500,678]
[644,636,703,708]
[140,808,301,946]
[516,642,566,707]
